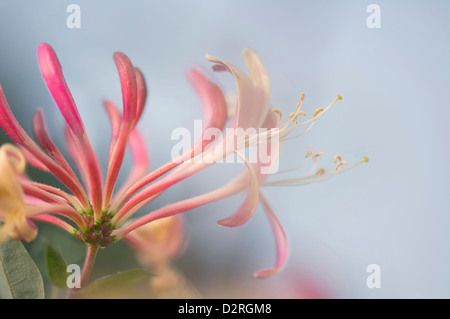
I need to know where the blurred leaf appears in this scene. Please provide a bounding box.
[0,239,44,299]
[73,268,153,299]
[46,245,68,289]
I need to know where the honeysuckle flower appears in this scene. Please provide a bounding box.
[0,143,76,242]
[0,143,35,242]
[125,215,198,298]
[125,215,186,269]
[0,43,367,287]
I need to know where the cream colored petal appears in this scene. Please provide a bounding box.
[206,51,271,131]
[0,144,26,217]
[242,48,271,98]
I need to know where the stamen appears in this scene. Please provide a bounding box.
[335,161,347,171]
[305,150,312,158]
[334,154,342,163]
[271,108,282,121]
[296,93,305,109]
[312,108,324,118]
[315,168,325,176]
[288,112,295,120]
[312,152,324,163]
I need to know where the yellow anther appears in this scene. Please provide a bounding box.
[335,161,347,171]
[288,112,295,120]
[296,93,305,109]
[315,168,326,176]
[272,108,282,121]
[296,110,306,116]
[337,95,343,101]
[334,154,342,163]
[305,150,312,158]
[312,108,324,118]
[363,156,369,163]
[312,152,324,163]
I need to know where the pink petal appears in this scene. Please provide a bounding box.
[32,110,80,183]
[0,85,31,145]
[0,86,89,206]
[206,49,271,131]
[113,129,150,204]
[116,155,257,236]
[37,43,84,136]
[104,101,150,202]
[127,129,150,182]
[103,53,139,208]
[63,126,89,189]
[104,100,122,158]
[188,68,228,147]
[30,214,76,234]
[22,182,66,205]
[253,193,288,279]
[113,52,137,128]
[26,203,85,228]
[38,43,103,215]
[242,48,270,93]
[18,146,49,172]
[255,110,281,179]
[217,152,260,227]
[134,68,147,126]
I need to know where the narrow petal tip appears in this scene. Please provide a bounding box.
[37,43,84,136]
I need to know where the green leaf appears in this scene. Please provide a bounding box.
[0,239,44,299]
[73,268,153,299]
[46,245,68,289]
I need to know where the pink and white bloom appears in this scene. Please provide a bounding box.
[0,43,367,283]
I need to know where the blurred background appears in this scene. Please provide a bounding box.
[1,0,449,298]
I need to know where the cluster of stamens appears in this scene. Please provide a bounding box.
[260,93,368,186]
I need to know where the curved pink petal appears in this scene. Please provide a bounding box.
[63,126,89,190]
[113,129,150,204]
[206,49,271,131]
[38,43,103,215]
[37,43,84,136]
[127,129,150,182]
[242,48,270,94]
[0,90,89,205]
[253,193,288,279]
[116,154,258,237]
[103,53,139,209]
[32,110,80,183]
[104,100,150,201]
[31,214,76,234]
[113,52,137,127]
[104,100,122,158]
[217,151,260,227]
[110,70,226,212]
[22,182,66,205]
[188,68,228,149]
[115,180,239,238]
[134,67,147,126]
[254,110,281,179]
[18,146,49,172]
[26,203,85,227]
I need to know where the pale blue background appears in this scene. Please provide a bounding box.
[0,0,449,298]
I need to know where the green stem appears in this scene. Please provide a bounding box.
[80,243,99,287]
